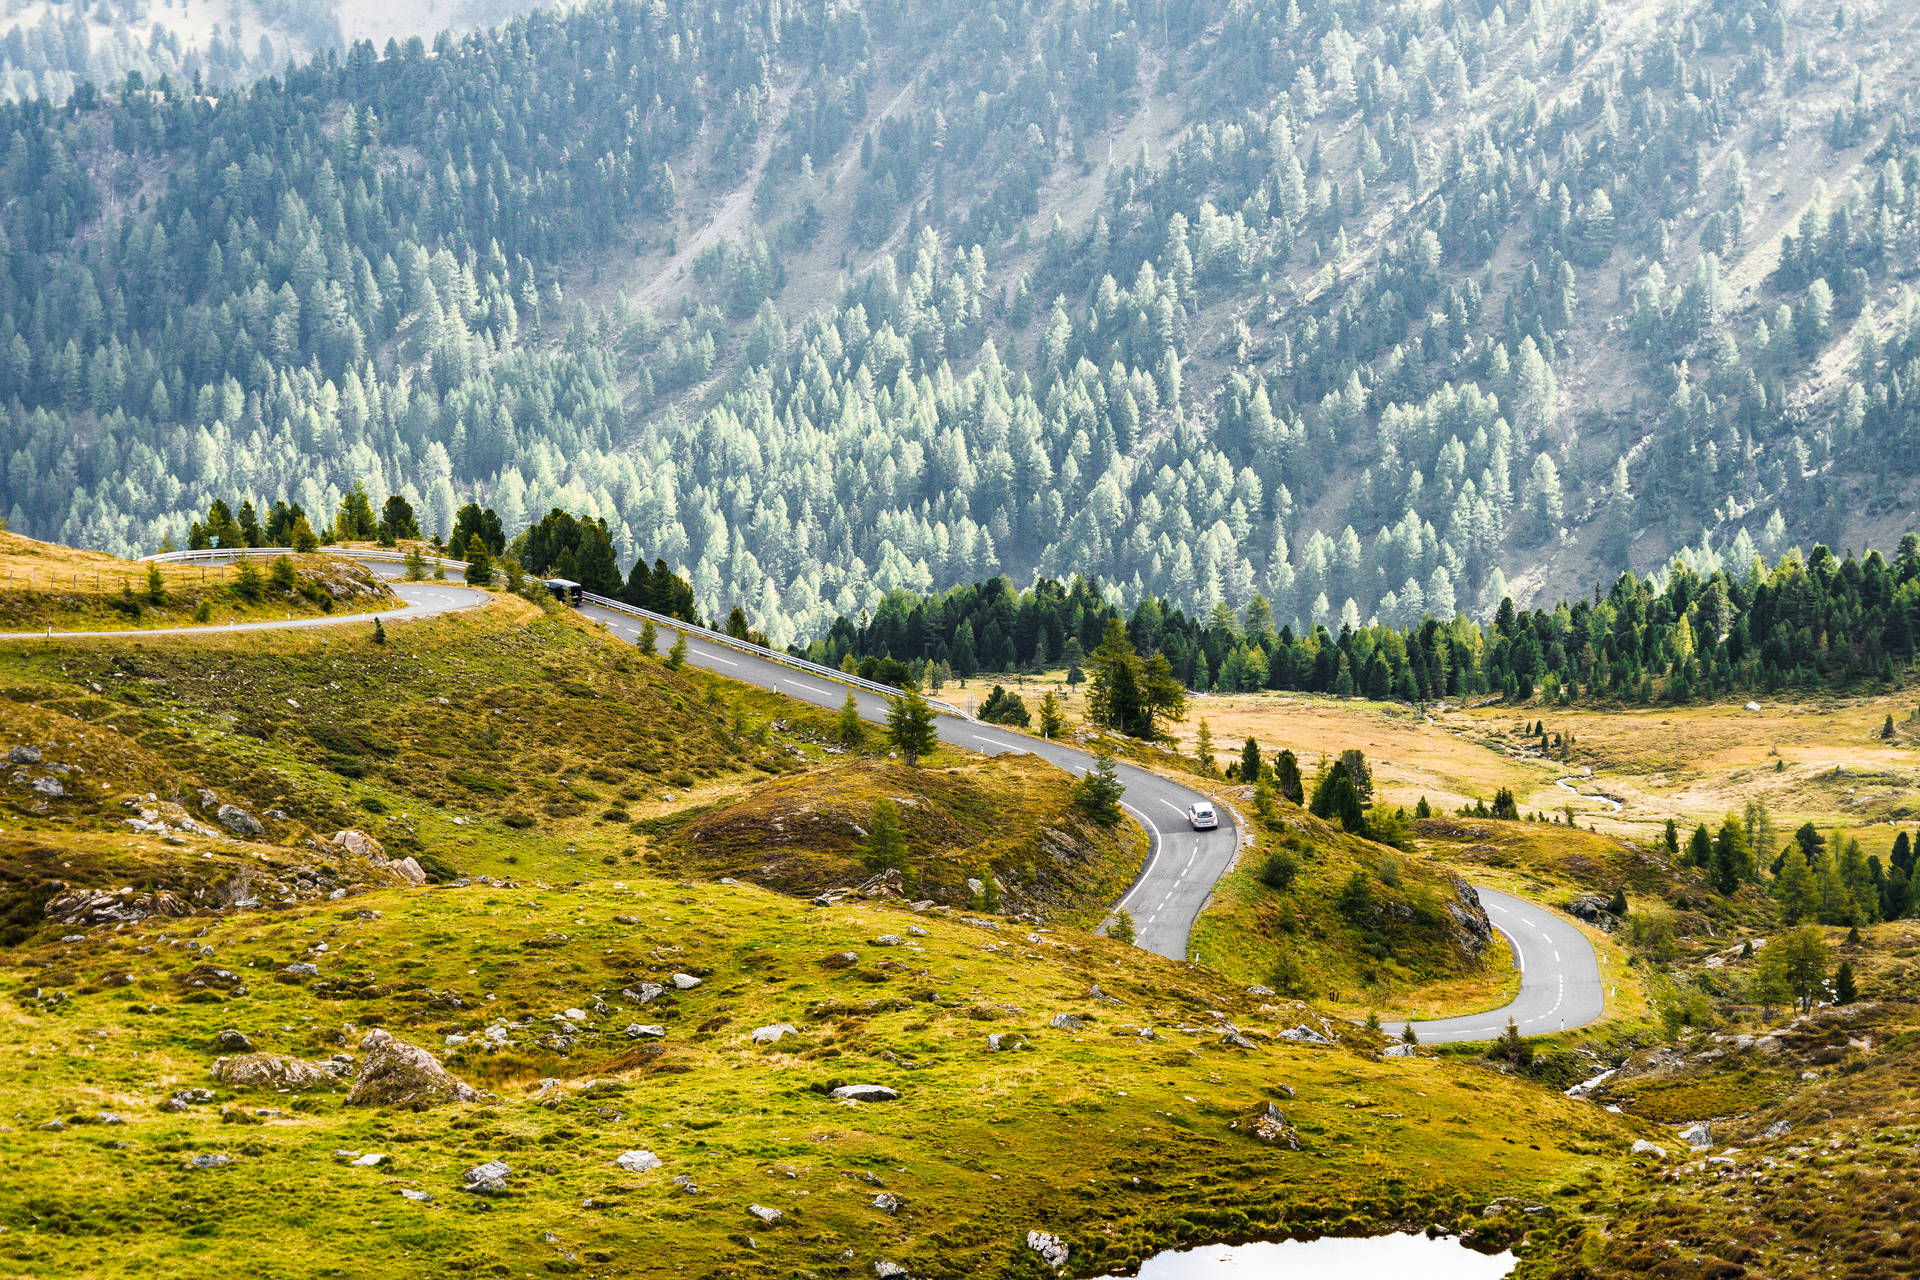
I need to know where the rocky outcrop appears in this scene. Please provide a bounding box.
[211,1053,342,1090]
[1441,875,1494,959]
[344,1029,479,1109]
[330,829,428,886]
[44,885,191,926]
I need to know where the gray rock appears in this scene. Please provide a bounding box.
[614,1150,662,1173]
[1678,1122,1713,1149]
[1278,1024,1332,1045]
[399,1189,434,1203]
[283,962,320,978]
[872,1191,903,1214]
[624,983,666,1004]
[1245,1101,1300,1148]
[351,1153,386,1167]
[1220,1030,1257,1049]
[216,803,265,837]
[462,1160,512,1195]
[346,1029,480,1109]
[331,829,384,860]
[907,925,930,937]
[874,1262,908,1279]
[1048,1012,1084,1030]
[214,1029,255,1051]
[212,1053,338,1090]
[10,745,42,764]
[31,776,64,797]
[1026,1230,1070,1269]
[1383,1043,1418,1058]
[1631,1139,1668,1159]
[671,972,702,990]
[1763,1120,1792,1139]
[986,1033,1029,1052]
[748,1203,782,1224]
[830,1084,900,1103]
[1246,984,1275,996]
[188,1153,232,1169]
[871,934,904,947]
[97,1112,126,1126]
[625,1024,666,1039]
[752,1023,798,1045]
[820,951,860,969]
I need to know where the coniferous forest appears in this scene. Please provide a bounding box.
[3,0,1920,658]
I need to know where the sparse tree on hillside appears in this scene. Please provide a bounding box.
[1074,746,1126,826]
[886,688,938,765]
[863,799,910,878]
[837,691,866,748]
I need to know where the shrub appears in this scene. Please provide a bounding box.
[1258,850,1299,891]
[978,685,1031,727]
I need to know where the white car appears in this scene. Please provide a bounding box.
[1187,801,1218,830]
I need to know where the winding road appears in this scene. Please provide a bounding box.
[11,550,1605,1043]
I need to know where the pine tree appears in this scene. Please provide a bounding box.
[1108,910,1136,945]
[1194,718,1215,773]
[1833,959,1857,1004]
[666,632,687,670]
[1074,746,1126,826]
[637,620,658,656]
[886,688,938,764]
[1274,749,1303,803]
[463,534,495,586]
[1038,691,1065,739]
[373,617,387,646]
[1240,736,1262,783]
[1491,1017,1532,1065]
[837,691,866,748]
[862,799,911,877]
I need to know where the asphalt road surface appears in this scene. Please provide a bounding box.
[1403,886,1607,1045]
[12,548,1604,1040]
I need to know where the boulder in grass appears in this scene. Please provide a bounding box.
[211,1053,339,1090]
[752,1024,798,1045]
[671,973,702,990]
[1026,1230,1069,1270]
[614,1150,662,1174]
[830,1084,899,1103]
[345,1029,479,1110]
[462,1160,511,1195]
[748,1204,782,1224]
[216,804,265,837]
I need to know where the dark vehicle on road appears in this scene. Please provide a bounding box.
[545,578,583,605]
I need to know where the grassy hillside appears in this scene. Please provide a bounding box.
[0,533,395,632]
[1534,920,1920,1278]
[0,869,1638,1280]
[1190,798,1514,1021]
[659,753,1147,928]
[0,589,1656,1277]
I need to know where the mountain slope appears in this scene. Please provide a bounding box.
[2,0,1918,648]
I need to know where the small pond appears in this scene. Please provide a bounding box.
[1131,1232,1515,1278]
